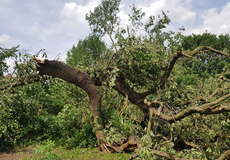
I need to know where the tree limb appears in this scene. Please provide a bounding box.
[112,78,230,122]
[208,86,230,98]
[0,75,41,91]
[216,150,230,160]
[150,149,230,160]
[151,105,230,123]
[187,46,230,57]
[140,48,184,98]
[150,149,199,160]
[112,78,150,111]
[140,46,230,98]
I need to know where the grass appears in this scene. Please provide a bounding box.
[21,147,131,160]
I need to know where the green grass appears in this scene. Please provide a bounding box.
[21,147,131,160]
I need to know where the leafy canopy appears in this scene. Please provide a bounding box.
[86,3,177,91]
[85,0,121,37]
[66,33,107,67]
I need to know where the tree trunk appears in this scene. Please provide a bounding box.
[33,58,105,148]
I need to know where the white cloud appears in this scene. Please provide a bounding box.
[202,2,230,34]
[61,1,100,26]
[0,34,11,48]
[135,0,196,25]
[188,2,230,35]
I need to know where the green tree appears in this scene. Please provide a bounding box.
[85,0,120,47]
[66,34,107,67]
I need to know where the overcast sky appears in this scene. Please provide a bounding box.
[1,0,230,64]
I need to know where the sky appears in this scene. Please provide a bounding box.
[0,0,230,70]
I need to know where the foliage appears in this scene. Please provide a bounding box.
[85,0,121,37]
[100,86,145,144]
[0,49,46,150]
[0,48,95,150]
[0,45,18,76]
[66,33,107,67]
[180,32,230,79]
[33,140,62,160]
[84,0,230,159]
[1,0,230,159]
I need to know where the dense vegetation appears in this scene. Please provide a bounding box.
[1,0,230,159]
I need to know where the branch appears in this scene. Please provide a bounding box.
[216,150,230,160]
[187,46,230,57]
[140,48,184,98]
[183,140,202,150]
[113,79,150,111]
[155,105,230,123]
[0,75,41,91]
[150,149,199,160]
[145,93,230,123]
[208,85,230,98]
[140,46,230,98]
[199,94,230,109]
[113,78,230,119]
[150,149,230,160]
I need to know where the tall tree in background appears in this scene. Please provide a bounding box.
[85,0,120,48]
[66,34,107,67]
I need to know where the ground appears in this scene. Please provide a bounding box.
[0,146,34,160]
[0,146,130,160]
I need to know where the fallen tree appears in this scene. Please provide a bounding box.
[2,1,230,158]
[31,45,230,159]
[1,45,230,159]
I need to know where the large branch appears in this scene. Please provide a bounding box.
[140,46,230,98]
[217,150,230,160]
[128,136,230,160]
[187,46,230,57]
[150,93,230,123]
[113,78,230,119]
[156,105,230,123]
[140,49,183,98]
[112,78,150,111]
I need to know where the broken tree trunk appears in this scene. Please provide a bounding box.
[32,58,107,151]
